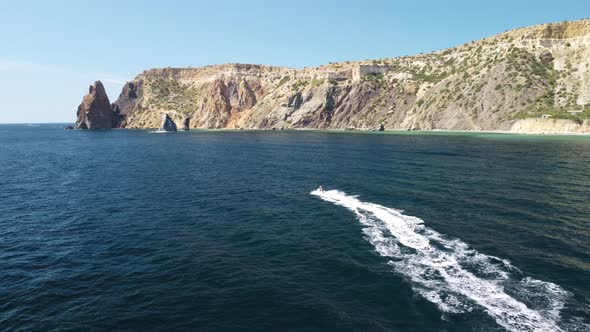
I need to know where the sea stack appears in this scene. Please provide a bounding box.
[182,117,190,131]
[75,81,119,130]
[160,114,177,132]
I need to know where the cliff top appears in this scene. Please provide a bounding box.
[490,18,590,41]
[130,18,590,82]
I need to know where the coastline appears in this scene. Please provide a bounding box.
[163,127,590,137]
[6,123,590,137]
[146,127,590,137]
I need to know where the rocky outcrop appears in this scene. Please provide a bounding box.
[75,81,122,129]
[182,117,190,131]
[75,19,590,133]
[287,92,303,109]
[114,81,143,116]
[159,114,177,132]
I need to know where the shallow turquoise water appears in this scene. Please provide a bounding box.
[0,124,589,331]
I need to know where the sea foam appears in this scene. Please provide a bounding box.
[312,189,573,332]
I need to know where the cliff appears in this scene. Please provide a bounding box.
[79,18,590,133]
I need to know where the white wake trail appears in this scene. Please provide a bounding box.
[312,189,571,332]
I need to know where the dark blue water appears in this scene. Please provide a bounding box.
[1,124,589,331]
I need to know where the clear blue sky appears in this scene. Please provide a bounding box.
[0,0,587,123]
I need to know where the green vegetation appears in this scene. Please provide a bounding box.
[291,80,309,91]
[149,78,199,115]
[361,73,386,86]
[277,75,291,87]
[310,78,325,88]
[517,106,590,121]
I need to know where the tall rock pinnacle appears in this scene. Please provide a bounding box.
[75,81,120,129]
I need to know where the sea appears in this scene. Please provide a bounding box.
[0,124,589,331]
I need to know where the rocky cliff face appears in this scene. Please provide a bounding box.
[510,118,590,134]
[80,19,590,133]
[75,81,124,129]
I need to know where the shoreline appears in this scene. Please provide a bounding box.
[145,127,590,137]
[5,123,590,136]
